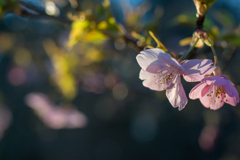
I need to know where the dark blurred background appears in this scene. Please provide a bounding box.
[1,0,240,160]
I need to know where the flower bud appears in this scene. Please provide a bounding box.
[193,0,217,16]
[191,30,208,48]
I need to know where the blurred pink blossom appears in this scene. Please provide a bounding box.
[190,76,240,110]
[25,93,88,129]
[199,125,219,151]
[8,67,26,86]
[136,48,215,110]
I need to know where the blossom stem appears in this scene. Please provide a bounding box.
[211,46,222,75]
[180,38,199,61]
[211,46,217,66]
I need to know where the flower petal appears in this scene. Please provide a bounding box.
[157,51,182,69]
[182,59,216,82]
[166,77,188,110]
[202,84,210,97]
[222,82,239,97]
[139,69,149,80]
[200,85,225,110]
[199,95,211,109]
[142,74,169,91]
[189,82,207,99]
[225,94,239,106]
[136,49,168,73]
[202,76,229,85]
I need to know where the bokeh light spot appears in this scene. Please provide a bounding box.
[45,1,60,16]
[112,83,128,100]
[8,67,26,86]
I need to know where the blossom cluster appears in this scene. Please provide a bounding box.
[136,48,239,110]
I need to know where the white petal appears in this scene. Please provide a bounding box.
[166,77,188,110]
[157,51,182,69]
[136,49,168,73]
[139,69,149,80]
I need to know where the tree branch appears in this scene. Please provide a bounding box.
[195,15,205,30]
[17,0,72,24]
[14,0,143,52]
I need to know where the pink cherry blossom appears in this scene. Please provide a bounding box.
[189,76,240,110]
[136,48,215,110]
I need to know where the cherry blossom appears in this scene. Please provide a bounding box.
[136,48,215,110]
[189,75,240,110]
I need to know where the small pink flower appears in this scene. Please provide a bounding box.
[190,76,240,110]
[136,48,215,110]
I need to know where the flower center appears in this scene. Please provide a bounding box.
[154,67,179,88]
[207,85,228,103]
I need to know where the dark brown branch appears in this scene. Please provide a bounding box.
[195,15,205,30]
[123,34,144,52]
[187,14,206,59]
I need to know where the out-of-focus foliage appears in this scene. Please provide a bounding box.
[176,9,240,49]
[44,40,78,100]
[68,0,120,47]
[0,0,17,18]
[1,0,240,160]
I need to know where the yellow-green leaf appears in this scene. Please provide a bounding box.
[179,37,192,46]
[83,30,106,42]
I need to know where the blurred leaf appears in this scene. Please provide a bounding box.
[173,14,196,26]
[0,0,6,6]
[85,48,104,62]
[0,0,17,18]
[43,40,77,100]
[83,29,106,42]
[213,11,234,27]
[14,47,32,67]
[102,0,110,8]
[209,26,219,40]
[97,17,119,32]
[68,20,90,47]
[108,17,115,25]
[98,21,108,30]
[131,31,145,41]
[179,37,192,46]
[149,31,167,52]
[0,33,14,52]
[225,36,240,46]
[57,73,76,100]
[173,13,213,30]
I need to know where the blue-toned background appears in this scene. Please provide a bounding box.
[0,0,240,160]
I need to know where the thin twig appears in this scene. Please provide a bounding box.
[15,0,143,51]
[17,1,72,24]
